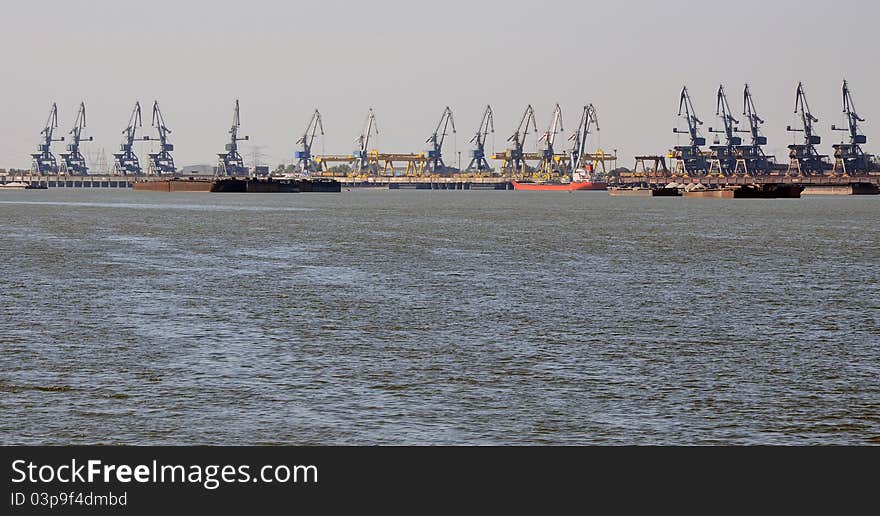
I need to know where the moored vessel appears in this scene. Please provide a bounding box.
[512,179,607,191]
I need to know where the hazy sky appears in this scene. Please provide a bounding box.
[3,0,879,170]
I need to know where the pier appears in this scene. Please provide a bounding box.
[0,174,134,188]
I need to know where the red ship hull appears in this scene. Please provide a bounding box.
[511,180,608,191]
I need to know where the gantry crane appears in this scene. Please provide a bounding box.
[495,105,537,174]
[466,105,494,173]
[113,101,147,175]
[31,103,63,175]
[217,99,249,176]
[295,109,323,174]
[59,102,93,175]
[734,84,773,175]
[568,104,599,176]
[537,103,564,175]
[831,80,873,174]
[353,108,378,174]
[146,101,175,175]
[786,82,827,175]
[425,106,456,174]
[672,86,708,175]
[707,85,744,175]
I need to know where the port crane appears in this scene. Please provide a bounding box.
[707,85,743,175]
[568,103,599,175]
[113,102,148,175]
[217,99,249,176]
[425,106,456,174]
[496,105,537,174]
[672,86,708,175]
[31,103,63,175]
[295,109,323,174]
[59,102,93,175]
[786,82,827,175]
[733,84,773,175]
[831,80,873,174]
[537,103,564,175]
[466,105,494,172]
[353,108,378,174]
[146,101,175,175]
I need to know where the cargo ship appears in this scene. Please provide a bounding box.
[511,169,607,191]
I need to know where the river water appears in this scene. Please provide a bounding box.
[0,189,877,445]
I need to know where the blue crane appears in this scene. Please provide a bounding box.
[146,101,176,175]
[831,80,873,173]
[672,86,708,175]
[31,103,63,175]
[353,108,378,174]
[113,102,147,175]
[568,103,599,176]
[506,105,537,173]
[786,82,826,175]
[59,102,93,175]
[708,85,744,174]
[737,83,772,174]
[466,105,494,172]
[537,103,564,173]
[218,99,249,176]
[295,110,323,174]
[425,106,456,173]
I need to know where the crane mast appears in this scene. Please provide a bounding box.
[31,103,63,175]
[146,101,175,175]
[217,99,249,176]
[60,102,93,175]
[295,109,323,174]
[466,105,494,172]
[672,86,708,175]
[506,104,537,173]
[786,82,826,175]
[568,103,599,175]
[353,108,378,174]
[113,101,146,175]
[831,80,872,174]
[425,106,456,173]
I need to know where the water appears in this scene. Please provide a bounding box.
[0,189,877,445]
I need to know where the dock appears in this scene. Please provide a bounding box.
[0,174,134,188]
